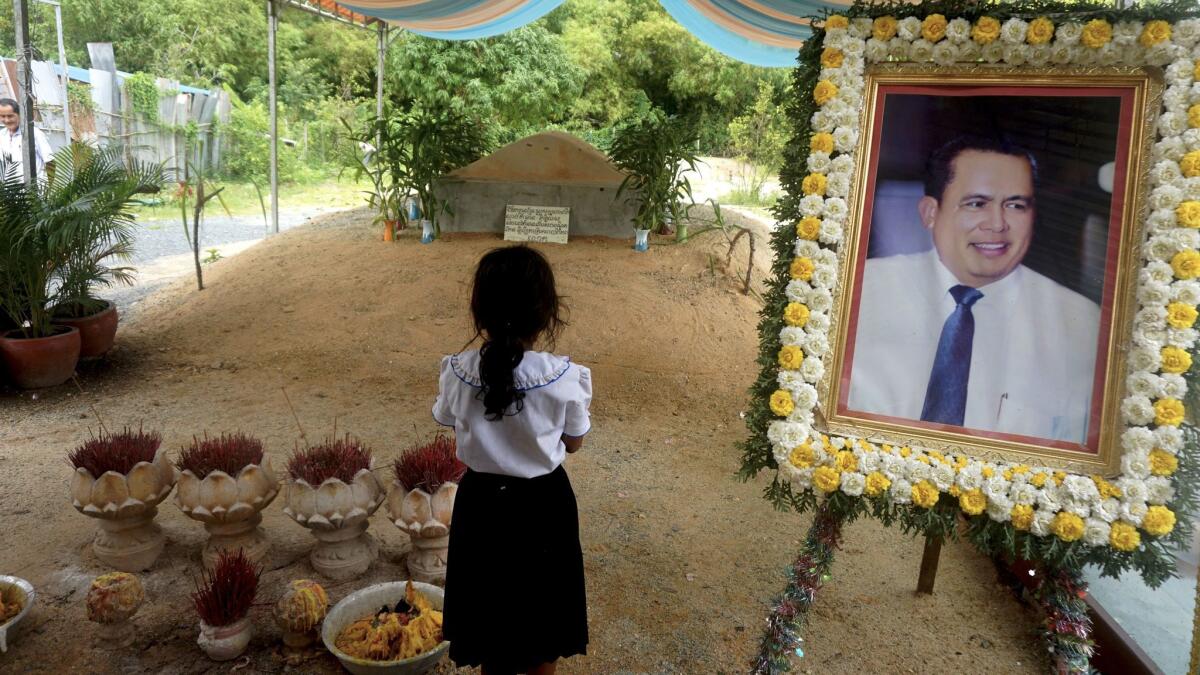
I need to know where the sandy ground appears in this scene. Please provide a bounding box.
[0,208,1048,674]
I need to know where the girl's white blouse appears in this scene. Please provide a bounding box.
[433,349,592,478]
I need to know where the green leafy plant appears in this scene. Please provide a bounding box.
[123,72,162,123]
[402,106,490,239]
[728,80,788,205]
[342,112,409,231]
[67,81,96,117]
[202,248,222,264]
[178,157,230,291]
[609,107,702,243]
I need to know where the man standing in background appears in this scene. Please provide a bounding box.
[0,97,55,180]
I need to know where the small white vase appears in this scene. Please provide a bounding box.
[198,617,252,661]
[420,219,435,244]
[633,228,650,252]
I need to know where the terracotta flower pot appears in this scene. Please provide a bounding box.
[282,468,385,580]
[175,457,280,569]
[198,616,252,661]
[386,481,457,584]
[0,326,80,389]
[70,449,177,571]
[383,220,397,242]
[53,301,118,359]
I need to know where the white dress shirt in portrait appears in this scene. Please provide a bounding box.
[846,249,1101,443]
[0,125,54,179]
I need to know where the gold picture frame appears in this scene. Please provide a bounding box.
[817,64,1164,476]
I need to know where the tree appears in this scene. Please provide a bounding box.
[728,80,789,200]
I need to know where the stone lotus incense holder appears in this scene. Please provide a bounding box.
[70,450,177,571]
[282,468,385,580]
[175,456,280,569]
[386,482,457,584]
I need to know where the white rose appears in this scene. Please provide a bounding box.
[1166,327,1199,349]
[890,478,913,504]
[1154,160,1185,186]
[1187,129,1200,152]
[1128,371,1163,398]
[1142,260,1176,285]
[1049,43,1075,65]
[792,383,818,410]
[836,86,864,107]
[1165,85,1191,110]
[859,452,881,474]
[1083,518,1111,547]
[931,464,955,491]
[1159,112,1189,139]
[1122,395,1156,425]
[1031,509,1056,537]
[1002,44,1029,66]
[815,248,837,268]
[803,327,830,355]
[1146,234,1180,261]
[1095,498,1121,523]
[787,406,815,427]
[799,194,825,217]
[794,240,820,260]
[1137,281,1171,306]
[958,42,982,62]
[1155,424,1184,453]
[888,39,910,61]
[784,279,811,304]
[837,109,859,129]
[1135,305,1168,329]
[849,18,873,40]
[841,38,865,58]
[841,471,866,497]
[768,421,806,449]
[800,356,825,384]
[833,127,858,153]
[1174,20,1200,48]
[865,38,890,63]
[982,43,1004,63]
[909,39,934,62]
[1001,18,1028,44]
[807,151,832,174]
[812,262,838,288]
[804,311,831,336]
[1065,499,1092,519]
[956,468,982,492]
[1127,345,1161,373]
[1166,59,1196,86]
[898,16,922,41]
[1011,483,1038,506]
[1172,279,1200,305]
[1153,137,1187,163]
[1117,477,1149,504]
[1151,184,1184,210]
[1119,501,1148,527]
[1064,475,1100,502]
[1170,227,1200,251]
[1145,476,1175,505]
[1096,44,1122,66]
[811,109,836,133]
[1056,22,1083,45]
[988,496,1014,522]
[777,369,805,391]
[823,196,849,220]
[946,18,971,44]
[830,154,855,175]
[1134,324,1168,350]
[1027,45,1051,67]
[1121,451,1152,479]
[826,174,852,199]
[1146,43,1181,67]
[780,325,806,346]
[1121,427,1156,454]
[1113,21,1143,46]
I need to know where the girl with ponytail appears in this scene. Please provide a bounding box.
[434,245,591,675]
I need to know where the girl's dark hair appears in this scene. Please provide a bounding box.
[470,245,566,420]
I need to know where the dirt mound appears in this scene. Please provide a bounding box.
[0,209,1046,673]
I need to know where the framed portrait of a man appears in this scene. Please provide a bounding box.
[821,66,1160,474]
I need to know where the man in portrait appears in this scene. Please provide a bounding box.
[847,135,1101,443]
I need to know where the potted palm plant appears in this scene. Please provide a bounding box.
[402,106,489,243]
[345,113,409,242]
[50,144,164,358]
[610,109,702,250]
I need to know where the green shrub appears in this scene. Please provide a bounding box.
[123,72,161,123]
[221,97,302,183]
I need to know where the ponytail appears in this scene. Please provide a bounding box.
[478,329,526,420]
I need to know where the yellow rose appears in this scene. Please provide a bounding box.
[1026,17,1054,45]
[820,47,844,69]
[971,17,1001,45]
[1109,521,1141,551]
[797,216,821,241]
[778,345,805,370]
[981,466,994,478]
[810,132,835,155]
[1160,346,1192,374]
[1171,250,1200,279]
[898,446,911,458]
[1011,504,1035,531]
[784,302,810,328]
[959,489,986,516]
[1030,472,1048,488]
[789,443,816,468]
[824,14,849,30]
[1142,505,1176,537]
[1181,151,1200,178]
[864,471,891,496]
[813,80,838,106]
[912,481,940,509]
[1138,20,1172,47]
[1081,19,1112,49]
[813,465,842,493]
[1053,471,1067,486]
[948,485,962,497]
[1149,448,1178,476]
[872,16,898,41]
[802,173,827,196]
[1189,104,1200,130]
[1154,398,1185,426]
[1178,201,1200,228]
[1092,476,1121,500]
[1167,302,1198,329]
[921,14,948,43]
[790,256,815,281]
[1051,512,1085,542]
[835,450,858,473]
[770,389,795,417]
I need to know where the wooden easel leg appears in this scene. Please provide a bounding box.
[916,534,942,594]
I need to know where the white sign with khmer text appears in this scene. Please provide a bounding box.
[504,205,570,244]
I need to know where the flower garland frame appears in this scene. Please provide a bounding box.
[743,2,1200,670]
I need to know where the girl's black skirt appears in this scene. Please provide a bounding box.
[443,465,588,672]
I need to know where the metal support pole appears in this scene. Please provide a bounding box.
[267,0,279,235]
[376,22,386,124]
[12,0,36,184]
[51,2,70,143]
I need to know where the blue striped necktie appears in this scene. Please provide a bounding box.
[920,285,984,425]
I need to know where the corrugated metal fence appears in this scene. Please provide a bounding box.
[0,57,230,178]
